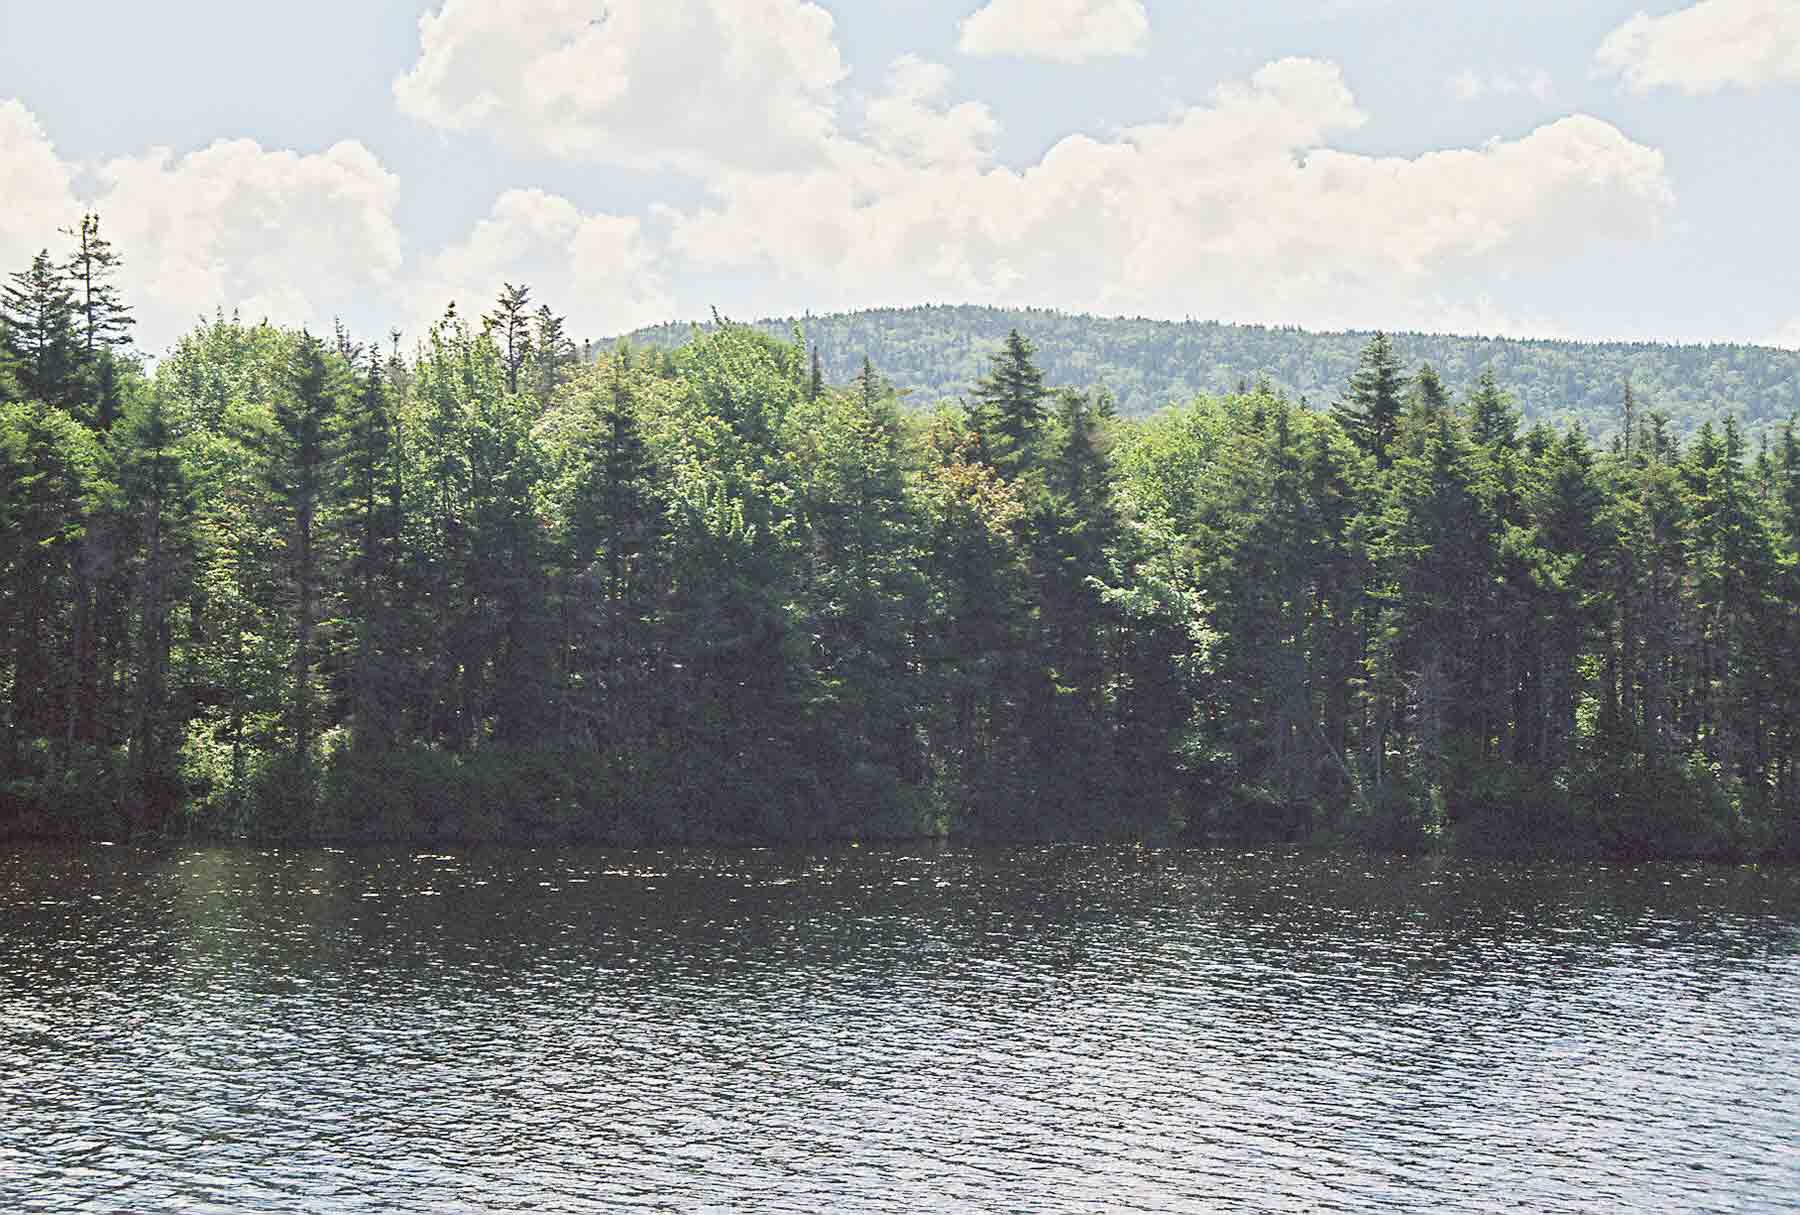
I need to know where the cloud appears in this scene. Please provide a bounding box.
[0,100,81,273]
[0,104,405,353]
[0,97,665,353]
[393,0,846,171]
[666,58,1673,334]
[958,0,1149,63]
[410,188,671,343]
[0,97,667,352]
[0,44,1682,357]
[1595,0,1800,94]
[1768,318,1800,350]
[94,139,404,352]
[864,55,999,169]
[1449,68,1554,102]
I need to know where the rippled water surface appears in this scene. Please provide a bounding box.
[3,845,1798,1212]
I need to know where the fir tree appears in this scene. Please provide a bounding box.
[969,329,1048,477]
[531,304,576,410]
[268,333,345,767]
[1,251,79,412]
[483,283,533,396]
[63,215,133,355]
[1333,333,1404,470]
[1466,368,1521,452]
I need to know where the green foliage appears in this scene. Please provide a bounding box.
[1451,764,1590,860]
[5,230,1797,859]
[1573,750,1745,862]
[622,304,1800,446]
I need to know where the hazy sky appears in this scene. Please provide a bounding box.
[3,0,1797,354]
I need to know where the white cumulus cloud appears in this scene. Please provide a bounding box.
[666,58,1673,334]
[864,55,999,169]
[1596,0,1800,94]
[393,0,847,172]
[958,0,1149,63]
[0,104,405,354]
[0,100,81,274]
[410,188,671,344]
[94,139,404,352]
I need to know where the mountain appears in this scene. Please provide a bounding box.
[620,304,1800,443]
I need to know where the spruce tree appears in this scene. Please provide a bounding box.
[1,251,79,412]
[1333,333,1404,470]
[63,214,134,357]
[483,283,533,396]
[268,333,345,767]
[336,346,399,751]
[970,329,1048,477]
[530,303,575,410]
[1466,368,1521,452]
[118,387,194,829]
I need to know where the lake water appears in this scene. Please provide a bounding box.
[2,844,1797,1212]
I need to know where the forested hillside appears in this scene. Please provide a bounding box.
[624,305,1800,443]
[6,219,1800,860]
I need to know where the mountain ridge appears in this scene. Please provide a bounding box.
[619,304,1800,442]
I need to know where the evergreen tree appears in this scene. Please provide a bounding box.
[266,333,346,768]
[0,401,99,773]
[63,214,134,360]
[62,213,134,430]
[483,283,533,396]
[1466,368,1521,453]
[335,346,399,751]
[1029,387,1123,821]
[555,362,661,750]
[1333,333,1405,470]
[1,251,79,412]
[1401,363,1451,457]
[1681,417,1777,787]
[118,387,194,830]
[969,329,1048,477]
[1377,409,1495,803]
[530,303,576,410]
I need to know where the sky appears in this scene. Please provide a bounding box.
[2,0,1797,356]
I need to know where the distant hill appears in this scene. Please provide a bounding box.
[620,304,1800,444]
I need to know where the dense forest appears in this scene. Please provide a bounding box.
[4,219,1799,859]
[625,305,1800,445]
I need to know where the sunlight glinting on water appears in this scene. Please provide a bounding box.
[2,846,1797,1212]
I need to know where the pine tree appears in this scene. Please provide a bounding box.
[0,399,100,773]
[62,214,134,429]
[969,329,1048,477]
[559,363,659,748]
[1402,363,1451,457]
[1334,333,1404,470]
[1773,420,1800,831]
[1681,416,1776,787]
[483,283,533,396]
[268,333,345,767]
[118,387,194,830]
[1,251,79,412]
[1466,368,1521,452]
[530,303,576,410]
[336,345,399,751]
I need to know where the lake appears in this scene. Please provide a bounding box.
[2,844,1797,1212]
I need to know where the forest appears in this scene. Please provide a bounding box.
[4,217,1799,860]
[626,304,1800,446]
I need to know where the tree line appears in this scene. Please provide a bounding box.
[626,304,1800,445]
[4,220,1798,858]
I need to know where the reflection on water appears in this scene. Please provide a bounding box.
[3,845,1798,1212]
